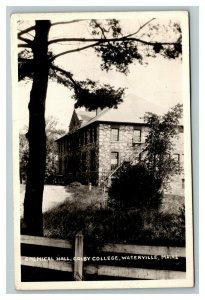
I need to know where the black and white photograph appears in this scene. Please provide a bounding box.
[11,11,193,289]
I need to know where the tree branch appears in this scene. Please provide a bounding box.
[50,64,78,87]
[50,42,101,62]
[92,20,108,39]
[125,18,156,38]
[18,44,32,48]
[18,20,86,38]
[18,36,33,44]
[47,19,159,46]
[48,36,178,46]
[51,19,87,27]
[18,25,36,37]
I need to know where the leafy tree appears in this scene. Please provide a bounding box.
[44,117,66,182]
[108,104,183,209]
[17,17,182,235]
[143,103,183,188]
[19,117,66,184]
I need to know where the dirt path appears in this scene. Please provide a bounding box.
[20,185,72,218]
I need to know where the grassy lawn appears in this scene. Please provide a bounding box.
[43,182,185,248]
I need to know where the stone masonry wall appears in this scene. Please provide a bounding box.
[98,123,184,196]
[58,122,184,195]
[165,130,184,196]
[98,123,148,183]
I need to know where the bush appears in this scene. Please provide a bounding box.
[67,181,83,188]
[108,163,163,209]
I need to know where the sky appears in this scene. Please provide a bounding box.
[16,14,184,132]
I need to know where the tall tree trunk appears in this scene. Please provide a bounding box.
[22,20,51,236]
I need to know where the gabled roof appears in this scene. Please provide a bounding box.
[80,94,170,129]
[56,94,182,141]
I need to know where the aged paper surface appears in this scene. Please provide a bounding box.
[11,11,193,289]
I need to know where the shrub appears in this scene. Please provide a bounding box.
[108,163,163,209]
[67,181,83,188]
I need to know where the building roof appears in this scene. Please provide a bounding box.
[80,94,171,129]
[56,94,183,141]
[75,110,96,126]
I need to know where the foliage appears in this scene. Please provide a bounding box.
[44,117,66,181]
[90,19,143,74]
[19,116,66,183]
[73,80,124,111]
[18,49,34,81]
[143,103,183,187]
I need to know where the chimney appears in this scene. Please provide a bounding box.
[96,107,102,115]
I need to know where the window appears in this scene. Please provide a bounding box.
[133,129,141,143]
[173,154,180,162]
[111,128,119,141]
[164,153,170,160]
[65,157,68,172]
[71,137,73,149]
[82,153,87,172]
[59,158,62,173]
[85,131,88,144]
[90,128,93,143]
[89,128,95,144]
[182,178,185,189]
[111,152,119,170]
[82,131,86,145]
[74,135,78,148]
[94,127,97,142]
[79,134,83,146]
[90,150,96,172]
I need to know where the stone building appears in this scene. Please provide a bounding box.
[56,96,184,195]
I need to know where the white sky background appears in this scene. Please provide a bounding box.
[17,15,183,132]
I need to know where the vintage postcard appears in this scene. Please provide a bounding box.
[11,11,194,289]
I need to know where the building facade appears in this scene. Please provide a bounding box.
[56,98,184,195]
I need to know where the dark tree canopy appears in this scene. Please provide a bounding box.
[18,18,182,111]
